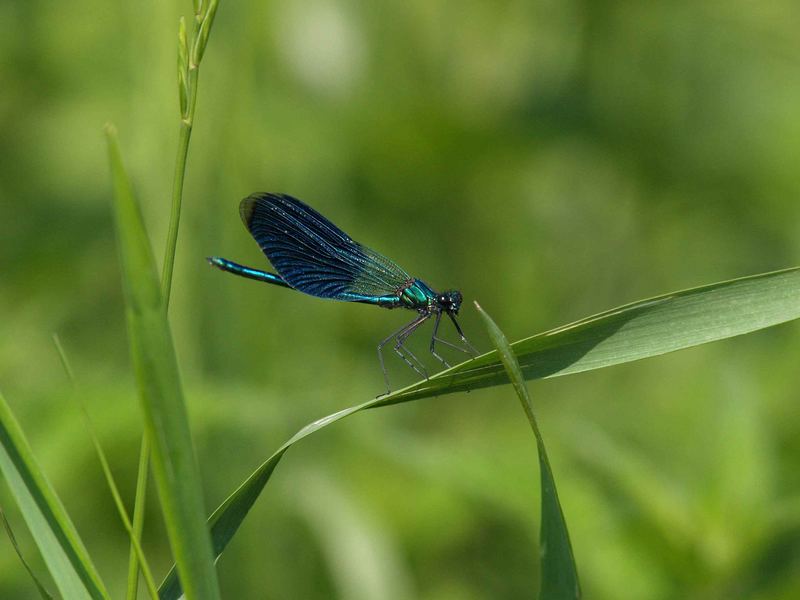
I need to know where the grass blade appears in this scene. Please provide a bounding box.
[52,334,160,599]
[52,333,76,384]
[1,507,54,599]
[160,265,800,596]
[0,391,109,600]
[475,303,580,599]
[129,3,221,591]
[158,404,364,598]
[74,396,160,600]
[126,437,150,600]
[385,266,800,403]
[105,124,220,600]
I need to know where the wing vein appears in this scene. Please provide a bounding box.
[240,193,411,301]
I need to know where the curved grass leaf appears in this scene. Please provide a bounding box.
[52,333,160,599]
[106,125,220,600]
[1,508,54,599]
[476,303,580,599]
[160,265,800,598]
[382,266,800,404]
[0,392,109,600]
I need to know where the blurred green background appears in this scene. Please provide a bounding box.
[2,1,800,598]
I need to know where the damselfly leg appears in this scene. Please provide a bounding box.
[377,313,430,396]
[429,313,479,370]
[449,314,479,356]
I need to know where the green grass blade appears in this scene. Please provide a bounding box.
[158,404,365,598]
[52,333,76,384]
[75,398,160,600]
[0,392,109,600]
[1,507,54,599]
[130,3,221,589]
[53,333,160,598]
[385,266,800,403]
[105,124,220,600]
[161,266,799,597]
[126,437,150,600]
[475,303,580,600]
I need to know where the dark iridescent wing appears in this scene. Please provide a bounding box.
[240,193,411,300]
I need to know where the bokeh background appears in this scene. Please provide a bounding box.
[2,1,800,598]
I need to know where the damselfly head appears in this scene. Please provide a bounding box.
[437,290,463,315]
